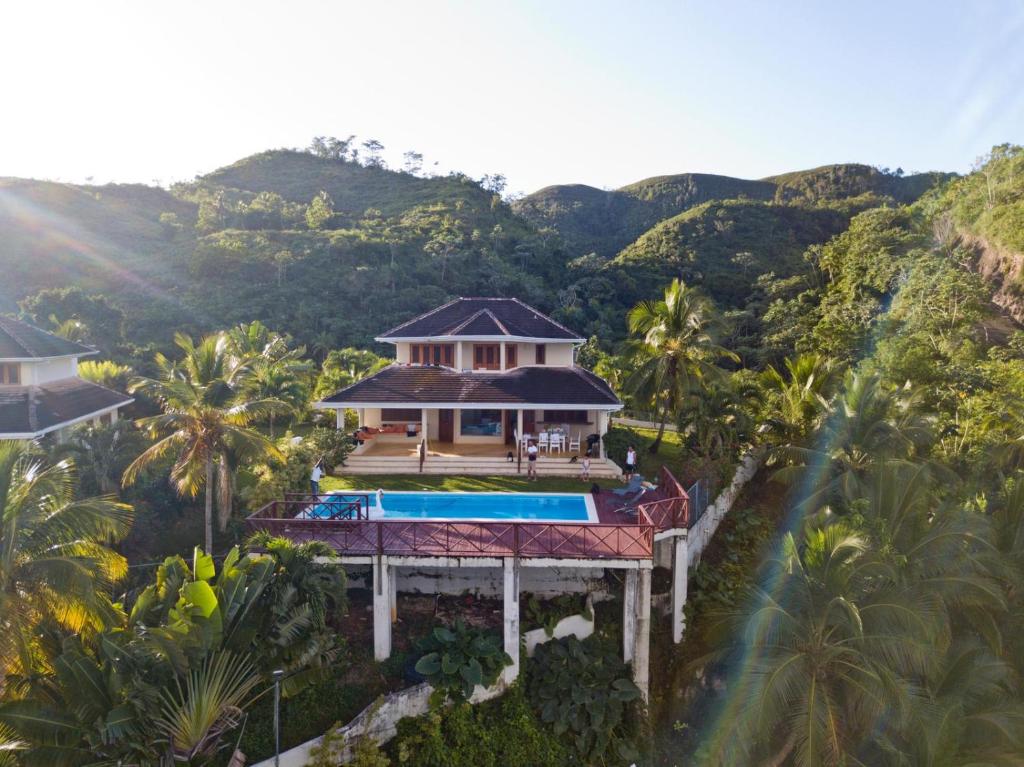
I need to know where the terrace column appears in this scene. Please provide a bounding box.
[502,557,520,684]
[455,343,463,371]
[623,569,637,663]
[336,409,345,430]
[373,555,392,660]
[421,409,429,450]
[597,411,607,458]
[633,568,652,702]
[672,534,689,644]
[500,342,506,371]
[110,409,119,423]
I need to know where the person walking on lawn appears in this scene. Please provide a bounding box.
[310,460,323,497]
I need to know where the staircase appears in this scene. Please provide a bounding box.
[339,454,622,478]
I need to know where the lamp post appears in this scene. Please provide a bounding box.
[273,669,284,767]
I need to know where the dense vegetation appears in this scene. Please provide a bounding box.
[3,138,1024,765]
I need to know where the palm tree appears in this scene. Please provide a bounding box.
[759,353,837,446]
[625,279,738,453]
[699,524,931,766]
[123,333,284,553]
[55,421,144,495]
[0,440,132,675]
[774,373,933,513]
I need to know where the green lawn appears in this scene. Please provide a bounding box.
[321,474,618,494]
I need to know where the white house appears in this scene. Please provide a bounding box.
[0,317,133,442]
[314,297,622,476]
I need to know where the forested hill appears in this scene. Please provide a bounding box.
[1,141,1008,371]
[513,164,952,257]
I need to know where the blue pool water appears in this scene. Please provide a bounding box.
[309,491,594,522]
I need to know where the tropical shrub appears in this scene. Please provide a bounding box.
[526,635,642,765]
[413,618,511,701]
[391,684,569,767]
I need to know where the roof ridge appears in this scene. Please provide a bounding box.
[508,297,582,339]
[573,365,619,399]
[378,297,463,337]
[0,316,97,359]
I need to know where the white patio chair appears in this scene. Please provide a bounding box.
[549,433,564,453]
[568,432,581,452]
[537,432,550,452]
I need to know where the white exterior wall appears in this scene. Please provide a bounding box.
[393,342,410,364]
[363,408,382,428]
[543,343,575,367]
[20,357,77,385]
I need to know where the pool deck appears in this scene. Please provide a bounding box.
[246,469,688,561]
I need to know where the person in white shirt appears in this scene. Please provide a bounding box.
[580,455,591,482]
[527,440,539,480]
[310,461,323,496]
[625,446,637,481]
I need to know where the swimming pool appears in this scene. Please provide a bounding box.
[304,491,597,523]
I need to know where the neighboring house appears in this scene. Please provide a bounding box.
[0,317,133,442]
[315,297,622,475]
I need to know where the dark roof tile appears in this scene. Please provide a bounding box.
[0,379,132,436]
[321,365,619,407]
[0,317,96,359]
[379,298,580,340]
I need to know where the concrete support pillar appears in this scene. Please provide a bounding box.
[336,409,345,430]
[421,409,429,450]
[389,563,398,624]
[373,555,392,661]
[503,558,520,684]
[623,569,637,663]
[634,568,651,701]
[672,535,689,644]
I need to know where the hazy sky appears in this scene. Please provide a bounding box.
[2,1,1022,194]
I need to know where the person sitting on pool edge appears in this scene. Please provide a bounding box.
[527,439,539,480]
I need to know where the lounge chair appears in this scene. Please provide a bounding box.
[612,474,645,496]
[613,487,650,517]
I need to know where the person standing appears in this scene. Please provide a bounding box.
[310,460,323,497]
[580,455,591,482]
[625,445,637,481]
[527,440,539,481]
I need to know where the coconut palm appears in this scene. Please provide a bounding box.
[123,332,284,553]
[625,279,738,453]
[0,440,132,676]
[699,524,930,766]
[775,373,933,513]
[55,420,144,496]
[759,353,837,446]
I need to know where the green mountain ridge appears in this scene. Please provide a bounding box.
[513,163,953,258]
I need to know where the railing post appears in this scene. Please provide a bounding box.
[377,522,383,555]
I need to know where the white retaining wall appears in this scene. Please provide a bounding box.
[252,607,597,767]
[686,446,766,567]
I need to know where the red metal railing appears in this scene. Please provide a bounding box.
[636,466,690,531]
[275,494,371,520]
[247,500,653,560]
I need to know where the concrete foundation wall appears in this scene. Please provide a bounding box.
[345,564,611,600]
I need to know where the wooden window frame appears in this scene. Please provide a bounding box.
[411,344,453,367]
[473,344,501,370]
[0,364,20,384]
[506,344,517,369]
